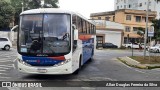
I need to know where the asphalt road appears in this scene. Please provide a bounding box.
[0,48,160,90]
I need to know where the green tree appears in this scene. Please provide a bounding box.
[10,0,22,25]
[137,27,145,43]
[43,0,59,8]
[11,0,59,25]
[0,0,15,29]
[151,19,160,41]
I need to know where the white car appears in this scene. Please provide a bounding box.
[149,44,160,53]
[0,37,12,50]
[140,43,149,49]
[123,42,139,49]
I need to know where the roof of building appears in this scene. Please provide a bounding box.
[90,9,157,17]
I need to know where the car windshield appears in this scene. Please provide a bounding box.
[18,14,71,56]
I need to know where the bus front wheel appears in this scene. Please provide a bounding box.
[73,55,82,74]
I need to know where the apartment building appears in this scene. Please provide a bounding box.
[114,0,160,19]
[90,9,156,43]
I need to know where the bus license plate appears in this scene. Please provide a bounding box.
[37,68,47,73]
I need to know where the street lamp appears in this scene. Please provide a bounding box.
[144,0,149,57]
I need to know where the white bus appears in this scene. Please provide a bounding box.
[17,8,96,74]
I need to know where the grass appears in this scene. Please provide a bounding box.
[130,56,160,64]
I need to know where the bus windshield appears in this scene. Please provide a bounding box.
[18,14,71,56]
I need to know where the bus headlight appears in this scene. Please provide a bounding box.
[53,58,71,67]
[17,58,31,66]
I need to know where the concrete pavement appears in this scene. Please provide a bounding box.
[118,56,160,69]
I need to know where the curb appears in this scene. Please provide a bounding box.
[117,57,160,69]
[117,57,148,69]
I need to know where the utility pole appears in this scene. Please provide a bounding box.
[144,0,149,57]
[22,0,24,12]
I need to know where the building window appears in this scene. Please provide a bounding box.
[124,0,126,3]
[136,16,141,22]
[105,17,110,21]
[98,17,101,20]
[124,5,126,8]
[139,3,142,7]
[133,27,139,32]
[149,2,151,6]
[117,6,119,9]
[126,15,131,21]
[125,26,131,32]
[129,4,131,8]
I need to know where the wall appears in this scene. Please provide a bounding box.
[97,30,122,48]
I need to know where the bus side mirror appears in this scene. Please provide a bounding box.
[72,25,78,40]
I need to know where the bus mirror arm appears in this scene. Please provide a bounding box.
[74,29,78,40]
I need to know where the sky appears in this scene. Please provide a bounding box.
[59,0,115,19]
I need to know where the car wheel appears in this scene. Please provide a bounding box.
[156,50,159,53]
[4,45,10,50]
[128,46,131,49]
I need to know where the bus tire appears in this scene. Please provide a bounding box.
[89,50,94,62]
[73,55,82,74]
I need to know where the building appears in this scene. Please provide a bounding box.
[114,0,160,19]
[90,20,124,48]
[90,9,156,44]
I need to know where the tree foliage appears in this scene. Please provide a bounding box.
[43,0,59,8]
[0,0,15,29]
[137,27,145,37]
[11,0,59,25]
[151,19,160,40]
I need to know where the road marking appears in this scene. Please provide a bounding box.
[0,73,8,75]
[13,58,17,62]
[0,65,13,68]
[134,69,146,74]
[12,64,16,69]
[0,70,6,72]
[0,77,11,79]
[0,66,10,69]
[0,60,12,62]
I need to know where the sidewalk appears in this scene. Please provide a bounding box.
[118,57,160,69]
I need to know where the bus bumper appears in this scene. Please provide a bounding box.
[17,60,73,75]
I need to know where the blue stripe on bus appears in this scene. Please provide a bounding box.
[82,38,94,64]
[22,56,64,66]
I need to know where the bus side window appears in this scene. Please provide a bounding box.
[72,15,77,52]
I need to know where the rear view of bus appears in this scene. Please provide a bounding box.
[17,8,96,74]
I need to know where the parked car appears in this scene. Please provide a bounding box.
[123,42,139,49]
[140,43,149,49]
[102,43,118,48]
[0,37,12,50]
[148,44,160,53]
